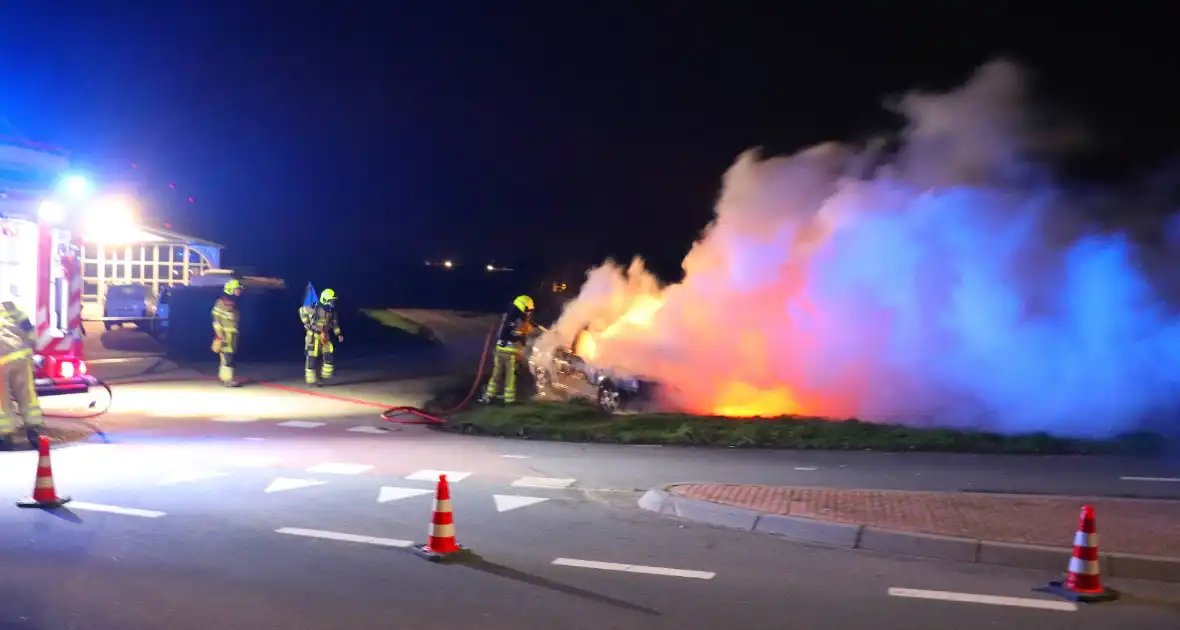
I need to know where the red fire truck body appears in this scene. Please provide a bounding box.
[0,136,91,396]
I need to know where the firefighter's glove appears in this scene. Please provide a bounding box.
[211,338,223,353]
[336,334,344,343]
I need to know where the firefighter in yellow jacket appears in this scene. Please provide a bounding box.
[299,288,343,386]
[211,279,243,387]
[482,295,540,405]
[0,301,45,450]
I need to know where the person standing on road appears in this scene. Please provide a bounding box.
[481,294,541,405]
[0,301,45,450]
[211,279,243,387]
[299,288,343,387]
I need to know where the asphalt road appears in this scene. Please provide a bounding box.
[3,409,1180,629]
[3,324,1166,628]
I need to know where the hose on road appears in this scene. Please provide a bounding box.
[43,378,114,440]
[380,317,502,426]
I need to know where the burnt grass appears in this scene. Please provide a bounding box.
[429,389,1169,455]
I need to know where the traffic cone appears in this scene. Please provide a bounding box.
[1045,505,1119,602]
[412,474,470,562]
[16,435,72,509]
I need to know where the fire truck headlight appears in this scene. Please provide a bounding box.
[38,200,64,223]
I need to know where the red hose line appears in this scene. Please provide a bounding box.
[380,322,499,425]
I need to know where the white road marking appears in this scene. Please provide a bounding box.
[275,527,413,548]
[552,558,714,580]
[887,588,1077,611]
[794,466,819,471]
[265,478,327,493]
[276,421,325,429]
[346,426,389,434]
[493,495,549,513]
[511,476,576,489]
[406,469,472,483]
[378,486,434,503]
[305,462,374,475]
[228,456,282,467]
[243,437,266,441]
[500,454,530,459]
[159,470,229,485]
[211,416,260,423]
[1120,476,1180,483]
[69,502,166,518]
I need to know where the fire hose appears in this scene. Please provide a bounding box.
[379,319,501,425]
[43,378,114,441]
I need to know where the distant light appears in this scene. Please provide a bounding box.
[187,197,195,203]
[131,163,137,168]
[60,175,92,199]
[486,264,494,271]
[169,183,175,189]
[443,260,453,268]
[163,222,173,229]
[38,200,64,223]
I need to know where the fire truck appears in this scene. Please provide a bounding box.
[0,136,93,396]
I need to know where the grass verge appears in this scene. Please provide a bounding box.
[440,400,1170,455]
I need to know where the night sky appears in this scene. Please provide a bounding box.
[2,3,1177,304]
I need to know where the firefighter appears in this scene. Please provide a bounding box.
[0,301,45,450]
[482,294,541,405]
[299,288,343,386]
[211,279,243,387]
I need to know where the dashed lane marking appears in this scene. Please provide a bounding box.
[511,476,576,489]
[887,588,1077,612]
[265,478,327,493]
[160,470,230,485]
[346,426,390,434]
[276,421,326,429]
[275,527,413,548]
[227,456,282,467]
[552,558,715,580]
[378,487,434,503]
[500,455,530,459]
[406,469,472,483]
[212,416,261,423]
[1120,476,1180,483]
[493,495,549,512]
[794,467,819,471]
[306,462,374,475]
[68,502,167,518]
[243,437,267,441]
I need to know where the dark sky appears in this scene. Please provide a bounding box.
[2,3,1177,299]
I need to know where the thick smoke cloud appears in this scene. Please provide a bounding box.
[536,60,1180,439]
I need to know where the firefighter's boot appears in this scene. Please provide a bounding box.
[24,425,41,448]
[0,434,14,452]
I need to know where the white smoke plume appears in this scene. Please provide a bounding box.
[536,60,1180,439]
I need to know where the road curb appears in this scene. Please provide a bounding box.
[637,485,1180,584]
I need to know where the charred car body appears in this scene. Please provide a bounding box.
[526,336,663,413]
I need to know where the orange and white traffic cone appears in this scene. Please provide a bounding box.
[16,435,72,509]
[1046,505,1119,602]
[412,474,470,562]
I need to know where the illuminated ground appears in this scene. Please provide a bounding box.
[1,320,1174,628]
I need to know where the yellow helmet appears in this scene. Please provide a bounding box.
[513,295,535,313]
[224,279,243,294]
[320,288,337,305]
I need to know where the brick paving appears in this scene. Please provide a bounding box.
[670,484,1180,558]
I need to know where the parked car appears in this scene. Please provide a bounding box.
[103,284,157,331]
[146,288,171,338]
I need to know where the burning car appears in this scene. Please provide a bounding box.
[526,330,664,413]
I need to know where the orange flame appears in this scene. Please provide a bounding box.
[573,330,597,360]
[711,382,803,418]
